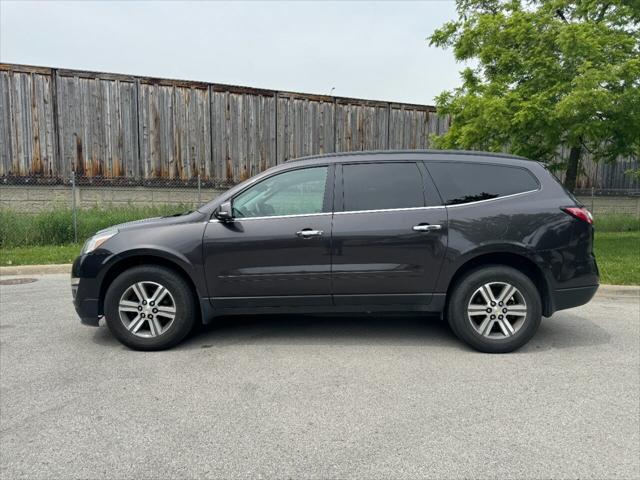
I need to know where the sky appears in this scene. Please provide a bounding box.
[0,0,462,106]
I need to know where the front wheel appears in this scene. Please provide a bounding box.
[104,265,195,350]
[447,266,542,353]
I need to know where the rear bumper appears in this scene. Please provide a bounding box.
[549,284,599,315]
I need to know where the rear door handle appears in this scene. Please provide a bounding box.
[412,224,442,232]
[296,229,324,238]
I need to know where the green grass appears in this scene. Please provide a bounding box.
[0,205,191,248]
[594,214,640,232]
[0,244,81,266]
[593,231,640,285]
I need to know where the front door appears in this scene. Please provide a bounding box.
[331,161,447,306]
[203,165,333,307]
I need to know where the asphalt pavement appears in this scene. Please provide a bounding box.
[1,274,638,479]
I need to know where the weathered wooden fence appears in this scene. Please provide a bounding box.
[0,63,637,191]
[0,64,446,186]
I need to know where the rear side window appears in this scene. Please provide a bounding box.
[342,162,424,211]
[427,162,539,206]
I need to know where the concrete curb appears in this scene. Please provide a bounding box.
[0,264,72,276]
[596,284,640,296]
[1,264,638,296]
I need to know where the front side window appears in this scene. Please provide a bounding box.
[427,162,539,206]
[233,166,328,218]
[342,162,425,212]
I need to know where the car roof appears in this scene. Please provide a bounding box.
[285,149,534,166]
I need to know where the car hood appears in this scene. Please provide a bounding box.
[97,210,207,233]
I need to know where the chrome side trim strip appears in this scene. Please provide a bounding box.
[334,205,445,215]
[445,188,539,208]
[209,212,332,222]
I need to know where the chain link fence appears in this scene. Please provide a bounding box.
[574,188,640,217]
[0,173,229,248]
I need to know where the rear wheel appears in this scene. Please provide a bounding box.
[104,265,195,350]
[447,265,541,353]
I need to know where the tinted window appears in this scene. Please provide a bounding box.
[343,162,424,211]
[427,162,539,206]
[233,166,328,218]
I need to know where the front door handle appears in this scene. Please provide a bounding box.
[296,229,324,238]
[413,224,442,232]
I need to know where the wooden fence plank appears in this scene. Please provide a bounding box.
[211,90,276,183]
[0,70,56,176]
[56,73,139,178]
[335,101,388,152]
[276,95,335,163]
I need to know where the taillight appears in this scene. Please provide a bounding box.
[562,206,594,224]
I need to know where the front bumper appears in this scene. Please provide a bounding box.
[71,255,102,327]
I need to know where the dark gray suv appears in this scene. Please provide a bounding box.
[72,150,599,353]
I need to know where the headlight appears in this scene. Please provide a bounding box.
[82,229,118,254]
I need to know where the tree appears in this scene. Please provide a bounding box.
[429,0,640,191]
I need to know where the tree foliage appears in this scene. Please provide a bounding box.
[429,0,640,190]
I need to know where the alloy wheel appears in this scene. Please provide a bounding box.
[118,281,176,338]
[467,282,527,339]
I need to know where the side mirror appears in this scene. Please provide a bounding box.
[215,201,234,222]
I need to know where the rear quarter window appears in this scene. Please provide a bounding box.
[426,162,539,206]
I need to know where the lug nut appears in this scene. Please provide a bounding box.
[490,302,496,306]
[138,306,143,311]
[498,315,503,320]
[498,301,503,306]
[502,308,508,313]
[148,314,153,320]
[490,315,496,319]
[150,301,155,306]
[142,300,147,305]
[153,308,158,313]
[140,313,145,318]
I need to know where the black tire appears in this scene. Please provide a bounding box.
[447,265,542,353]
[104,265,195,351]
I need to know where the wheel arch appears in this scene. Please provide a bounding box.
[444,252,553,317]
[98,254,203,323]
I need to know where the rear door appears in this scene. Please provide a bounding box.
[331,161,448,306]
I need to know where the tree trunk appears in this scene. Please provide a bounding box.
[564,145,582,192]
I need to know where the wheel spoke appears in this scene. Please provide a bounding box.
[483,318,495,336]
[147,317,159,337]
[156,305,176,316]
[128,315,146,333]
[119,300,140,313]
[151,317,163,336]
[477,317,492,335]
[150,286,169,304]
[507,306,527,316]
[468,305,488,314]
[497,318,515,336]
[480,284,496,303]
[498,285,516,304]
[131,283,147,302]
